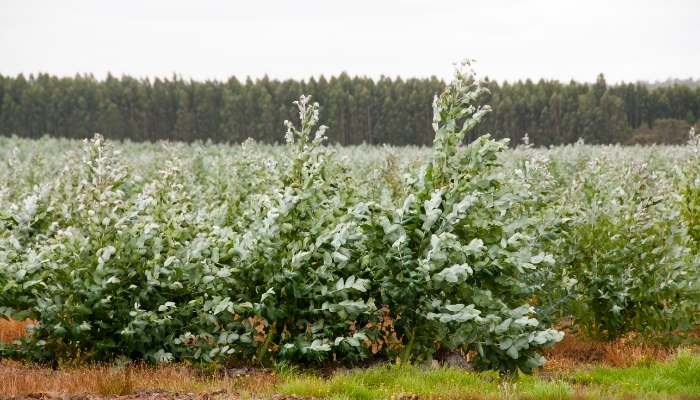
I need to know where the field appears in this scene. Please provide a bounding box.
[1,70,699,398]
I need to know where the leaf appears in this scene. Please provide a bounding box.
[334,276,369,292]
[495,318,512,334]
[427,304,481,323]
[422,190,444,231]
[308,339,331,352]
[105,276,121,285]
[158,301,176,312]
[530,252,554,265]
[434,263,473,283]
[99,246,116,263]
[152,349,174,364]
[513,316,538,327]
[213,298,233,315]
[464,239,485,254]
[506,346,519,359]
[217,268,232,278]
[261,287,275,302]
[332,251,349,263]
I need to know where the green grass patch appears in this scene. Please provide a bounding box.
[569,349,700,397]
[277,365,501,399]
[276,350,700,400]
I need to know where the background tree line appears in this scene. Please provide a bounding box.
[0,72,698,146]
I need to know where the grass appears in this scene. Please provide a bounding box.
[1,351,698,399]
[277,350,700,399]
[0,359,278,397]
[2,320,699,399]
[278,366,502,399]
[571,350,700,397]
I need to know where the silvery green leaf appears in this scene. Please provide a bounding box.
[152,349,174,364]
[99,246,116,263]
[513,316,538,327]
[422,189,443,231]
[261,287,275,302]
[495,318,511,334]
[498,338,513,350]
[213,298,232,315]
[217,268,231,278]
[351,278,369,292]
[506,346,519,359]
[332,251,349,263]
[434,263,472,283]
[445,303,466,312]
[308,339,331,352]
[464,238,485,254]
[291,251,311,267]
[158,301,176,312]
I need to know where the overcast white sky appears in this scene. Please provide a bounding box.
[1,0,698,83]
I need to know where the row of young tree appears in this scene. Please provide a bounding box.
[0,72,698,146]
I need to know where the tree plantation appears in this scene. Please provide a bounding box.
[1,66,698,375]
[0,71,698,147]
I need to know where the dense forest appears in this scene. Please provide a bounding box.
[0,72,698,146]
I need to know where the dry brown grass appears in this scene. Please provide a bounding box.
[0,319,31,343]
[0,319,277,397]
[542,332,674,373]
[0,359,277,397]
